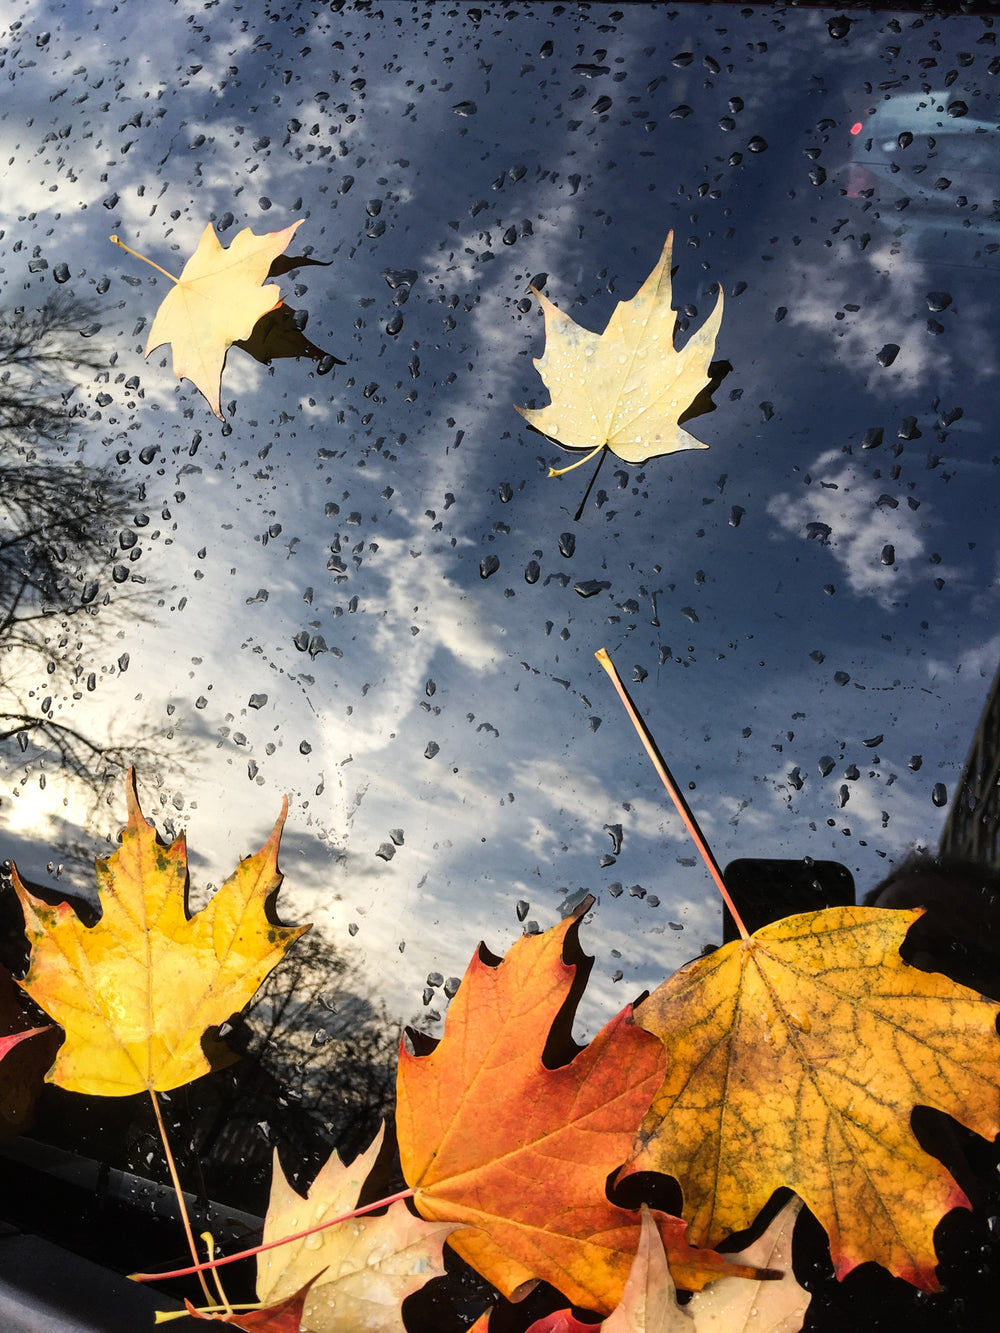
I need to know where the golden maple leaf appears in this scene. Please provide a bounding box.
[624,906,1000,1290]
[515,232,723,478]
[112,220,305,419]
[11,769,309,1096]
[256,1122,454,1332]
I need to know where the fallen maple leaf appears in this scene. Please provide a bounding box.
[529,1198,807,1333]
[624,906,1000,1289]
[112,220,307,418]
[0,961,57,1135]
[256,1121,454,1332]
[526,1314,601,1333]
[601,1205,694,1332]
[396,905,768,1316]
[515,232,723,478]
[12,769,309,1096]
[687,1197,809,1333]
[183,1275,322,1331]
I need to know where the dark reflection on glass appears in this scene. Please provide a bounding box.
[0,299,179,804]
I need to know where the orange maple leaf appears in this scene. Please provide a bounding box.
[12,769,309,1096]
[396,906,767,1316]
[112,220,305,418]
[625,905,1000,1290]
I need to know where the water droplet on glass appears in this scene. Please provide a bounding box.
[876,343,900,368]
[932,783,948,808]
[480,555,500,579]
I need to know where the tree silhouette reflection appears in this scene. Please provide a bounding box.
[0,297,174,797]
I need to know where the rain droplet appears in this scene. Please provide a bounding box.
[876,343,900,368]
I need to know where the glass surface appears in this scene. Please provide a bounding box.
[0,0,998,1200]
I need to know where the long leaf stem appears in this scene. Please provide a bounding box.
[595,647,750,940]
[149,1090,214,1304]
[130,1186,416,1284]
[110,235,179,284]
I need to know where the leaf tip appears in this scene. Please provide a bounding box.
[570,893,596,921]
[124,766,148,830]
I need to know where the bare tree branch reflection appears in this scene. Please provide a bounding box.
[0,296,185,801]
[185,930,397,1206]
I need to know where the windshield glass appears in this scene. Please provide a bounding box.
[1,0,998,1288]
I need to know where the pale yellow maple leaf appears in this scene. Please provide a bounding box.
[515,232,723,477]
[112,219,304,419]
[600,1204,694,1332]
[600,1198,808,1333]
[257,1122,455,1333]
[687,1197,809,1333]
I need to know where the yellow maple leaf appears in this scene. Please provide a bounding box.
[515,232,723,478]
[112,220,304,419]
[623,906,1000,1290]
[12,769,309,1096]
[256,1122,454,1332]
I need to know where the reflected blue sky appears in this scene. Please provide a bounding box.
[1,1,998,1030]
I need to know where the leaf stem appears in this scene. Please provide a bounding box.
[109,235,179,284]
[149,1090,214,1304]
[155,1303,264,1324]
[548,440,606,479]
[200,1231,233,1316]
[131,1186,416,1284]
[595,647,750,940]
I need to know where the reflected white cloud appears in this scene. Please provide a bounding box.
[766,446,960,607]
